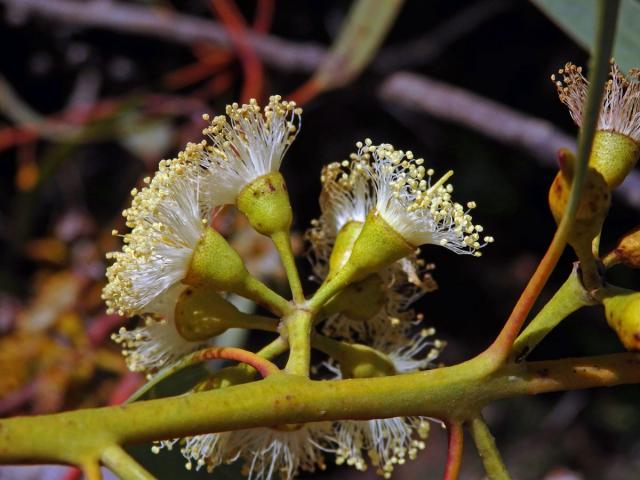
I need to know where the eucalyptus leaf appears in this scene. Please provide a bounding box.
[310,0,404,90]
[531,0,640,71]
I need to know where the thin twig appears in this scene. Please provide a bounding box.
[443,421,464,480]
[469,416,511,480]
[480,0,620,369]
[3,0,325,72]
[210,0,264,103]
[101,445,155,480]
[126,345,280,404]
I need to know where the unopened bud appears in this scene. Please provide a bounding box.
[327,221,364,277]
[175,286,246,341]
[548,150,611,273]
[323,273,386,321]
[339,343,396,379]
[602,226,640,269]
[601,287,640,351]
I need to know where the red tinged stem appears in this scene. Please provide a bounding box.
[211,0,264,104]
[443,421,464,480]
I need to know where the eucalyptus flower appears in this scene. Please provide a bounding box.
[552,61,640,187]
[552,61,640,142]
[102,153,210,317]
[198,95,301,206]
[156,423,332,480]
[364,140,492,256]
[323,329,443,478]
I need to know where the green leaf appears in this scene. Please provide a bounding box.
[312,0,404,89]
[531,0,640,71]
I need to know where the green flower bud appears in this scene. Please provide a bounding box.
[327,221,363,277]
[186,227,250,290]
[236,172,293,237]
[174,286,247,341]
[602,226,640,269]
[338,343,396,379]
[323,273,386,321]
[194,365,257,391]
[185,227,289,314]
[548,149,611,284]
[601,287,640,351]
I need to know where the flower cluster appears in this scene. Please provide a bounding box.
[104,97,491,479]
[307,140,489,343]
[104,96,300,374]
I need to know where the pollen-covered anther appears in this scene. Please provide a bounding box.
[361,142,491,257]
[111,298,204,375]
[552,61,640,187]
[552,61,640,142]
[198,96,302,205]
[102,152,210,318]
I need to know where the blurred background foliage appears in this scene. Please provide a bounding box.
[0,0,639,479]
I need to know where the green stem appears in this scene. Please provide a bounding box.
[310,334,349,360]
[271,230,305,304]
[235,314,280,332]
[511,268,595,361]
[283,309,314,376]
[481,0,620,371]
[101,445,156,480]
[311,333,371,364]
[0,353,637,466]
[241,275,292,316]
[469,416,511,480]
[82,461,103,480]
[306,264,356,313]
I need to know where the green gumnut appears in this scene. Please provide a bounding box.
[548,161,611,260]
[327,221,364,277]
[339,343,396,379]
[194,365,257,391]
[185,227,249,290]
[324,273,386,321]
[174,286,245,341]
[602,287,640,351]
[236,172,293,236]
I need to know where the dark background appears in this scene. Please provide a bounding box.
[0,1,639,479]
